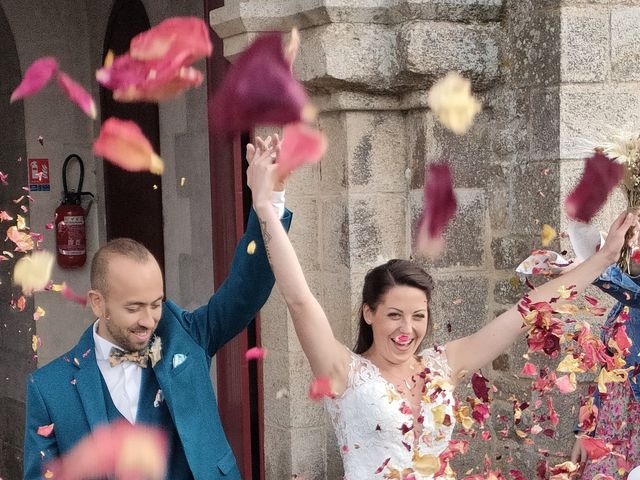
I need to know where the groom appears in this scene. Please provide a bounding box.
[23,196,291,479]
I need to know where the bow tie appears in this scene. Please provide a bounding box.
[108,347,150,368]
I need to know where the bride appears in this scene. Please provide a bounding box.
[247,137,636,479]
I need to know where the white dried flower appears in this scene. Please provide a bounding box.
[427,72,481,135]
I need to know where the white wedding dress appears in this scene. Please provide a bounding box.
[325,346,456,479]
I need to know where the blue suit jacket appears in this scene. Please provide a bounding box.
[23,209,292,480]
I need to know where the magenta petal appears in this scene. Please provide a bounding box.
[415,164,457,257]
[278,123,327,176]
[10,57,58,102]
[56,72,97,119]
[565,152,624,223]
[211,33,309,135]
[245,346,267,361]
[471,372,490,402]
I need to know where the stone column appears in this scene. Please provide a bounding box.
[211,2,504,478]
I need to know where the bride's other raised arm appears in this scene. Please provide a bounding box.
[445,211,638,382]
[247,137,351,392]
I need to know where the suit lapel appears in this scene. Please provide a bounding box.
[72,326,109,429]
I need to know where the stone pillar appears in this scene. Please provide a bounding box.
[211,2,503,478]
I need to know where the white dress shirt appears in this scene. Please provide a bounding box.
[93,321,142,424]
[92,192,286,424]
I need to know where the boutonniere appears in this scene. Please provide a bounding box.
[149,335,162,368]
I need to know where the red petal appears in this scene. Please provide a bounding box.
[415,164,457,257]
[565,153,624,222]
[580,436,613,460]
[56,72,97,119]
[93,118,164,174]
[211,33,310,134]
[130,17,212,63]
[10,57,58,102]
[245,346,267,361]
[471,372,490,402]
[277,123,327,176]
[308,376,334,401]
[61,284,87,307]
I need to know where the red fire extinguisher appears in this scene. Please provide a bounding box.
[55,154,94,269]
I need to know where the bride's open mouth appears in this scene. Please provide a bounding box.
[391,334,414,348]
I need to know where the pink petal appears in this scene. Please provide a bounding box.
[277,123,327,177]
[0,171,8,185]
[555,374,576,394]
[565,153,624,223]
[10,57,58,102]
[415,164,457,257]
[93,118,164,174]
[130,17,212,62]
[45,420,168,480]
[0,211,13,221]
[56,72,97,119]
[113,66,203,102]
[308,376,334,401]
[245,346,267,361]
[520,362,538,377]
[37,423,54,437]
[61,284,87,307]
[211,33,311,135]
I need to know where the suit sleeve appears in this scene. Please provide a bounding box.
[169,208,292,356]
[24,375,59,480]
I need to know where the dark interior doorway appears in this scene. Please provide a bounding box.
[100,0,165,271]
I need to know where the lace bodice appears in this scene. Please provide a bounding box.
[325,347,456,480]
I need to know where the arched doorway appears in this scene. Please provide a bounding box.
[0,5,31,479]
[100,0,165,271]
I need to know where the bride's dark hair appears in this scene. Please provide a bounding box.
[353,259,434,354]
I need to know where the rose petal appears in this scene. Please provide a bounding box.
[6,226,34,252]
[211,33,311,135]
[37,423,54,437]
[308,376,334,401]
[44,420,168,480]
[33,306,46,321]
[580,436,613,461]
[56,72,97,119]
[541,224,557,247]
[129,17,212,62]
[555,373,577,394]
[427,72,481,135]
[10,57,58,102]
[93,118,164,174]
[520,362,538,377]
[245,346,267,361]
[61,283,87,307]
[277,123,327,177]
[13,250,54,295]
[471,372,490,402]
[0,211,13,221]
[565,152,624,223]
[415,164,457,258]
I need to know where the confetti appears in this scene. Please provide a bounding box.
[308,376,334,401]
[246,240,257,255]
[33,306,46,321]
[93,118,164,174]
[10,57,58,102]
[277,123,327,178]
[96,17,211,102]
[13,250,54,295]
[415,164,457,258]
[427,72,481,135]
[540,224,556,247]
[180,177,186,187]
[565,152,624,222]
[60,283,88,307]
[44,421,168,480]
[37,424,54,437]
[0,211,13,221]
[32,335,41,352]
[211,33,312,135]
[56,71,97,119]
[245,346,267,361]
[6,226,34,252]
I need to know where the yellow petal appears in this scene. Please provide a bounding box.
[541,224,557,247]
[427,72,482,135]
[13,251,54,295]
[412,451,441,476]
[247,240,257,255]
[557,354,584,373]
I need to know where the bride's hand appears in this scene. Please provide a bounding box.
[599,210,639,263]
[247,136,279,214]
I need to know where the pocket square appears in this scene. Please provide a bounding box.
[172,353,187,369]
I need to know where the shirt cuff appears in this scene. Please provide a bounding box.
[272,190,285,219]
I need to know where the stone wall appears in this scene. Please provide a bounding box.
[213,0,640,478]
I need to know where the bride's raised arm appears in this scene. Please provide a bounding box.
[247,137,351,392]
[445,211,637,381]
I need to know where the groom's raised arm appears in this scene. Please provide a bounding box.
[165,207,292,357]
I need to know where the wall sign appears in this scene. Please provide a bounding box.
[28,158,50,191]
